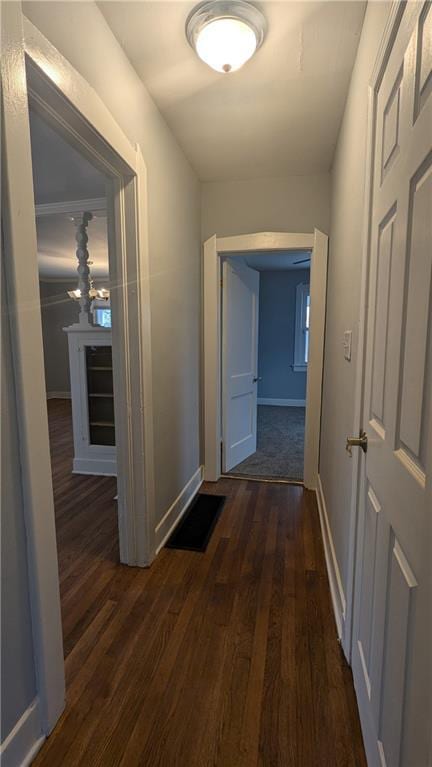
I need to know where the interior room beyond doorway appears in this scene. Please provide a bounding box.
[29,104,122,658]
[223,250,311,482]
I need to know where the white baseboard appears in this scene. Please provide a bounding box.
[155,466,204,553]
[315,475,346,640]
[46,391,71,400]
[257,397,306,407]
[72,457,117,476]
[0,698,45,767]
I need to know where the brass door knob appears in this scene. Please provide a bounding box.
[346,430,368,457]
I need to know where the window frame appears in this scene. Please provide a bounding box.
[92,298,112,328]
[293,281,310,373]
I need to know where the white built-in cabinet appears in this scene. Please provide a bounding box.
[64,319,117,476]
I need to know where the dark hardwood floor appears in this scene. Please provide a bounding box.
[35,398,366,766]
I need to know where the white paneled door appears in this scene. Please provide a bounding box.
[352,4,432,767]
[222,259,260,472]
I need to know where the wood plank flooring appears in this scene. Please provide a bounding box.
[35,398,366,766]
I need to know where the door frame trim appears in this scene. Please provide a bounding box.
[2,5,155,734]
[23,18,156,567]
[344,0,406,661]
[203,230,328,489]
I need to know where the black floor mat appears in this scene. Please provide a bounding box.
[165,493,226,552]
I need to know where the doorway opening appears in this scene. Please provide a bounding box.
[2,11,156,731]
[30,107,122,612]
[222,250,311,482]
[203,231,327,490]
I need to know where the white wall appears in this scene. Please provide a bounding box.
[257,270,310,401]
[39,281,79,394]
[201,174,331,240]
[319,2,391,629]
[24,2,202,526]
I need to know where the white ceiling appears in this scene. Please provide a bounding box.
[227,249,311,270]
[99,1,366,181]
[30,110,107,204]
[29,110,109,279]
[36,214,110,280]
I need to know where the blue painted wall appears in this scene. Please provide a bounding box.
[257,269,310,401]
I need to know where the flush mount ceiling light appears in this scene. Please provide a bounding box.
[186,0,266,74]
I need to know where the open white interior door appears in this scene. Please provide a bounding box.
[222,259,259,472]
[351,5,432,767]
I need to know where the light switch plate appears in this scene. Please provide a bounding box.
[344,330,352,361]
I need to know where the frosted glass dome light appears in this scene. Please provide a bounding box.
[196,17,257,73]
[186,1,266,74]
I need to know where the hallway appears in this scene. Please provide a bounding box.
[35,400,366,767]
[3,3,432,764]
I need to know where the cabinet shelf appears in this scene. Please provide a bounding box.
[67,336,116,469]
[85,345,116,450]
[88,393,114,398]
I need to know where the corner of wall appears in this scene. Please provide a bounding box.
[154,465,204,554]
